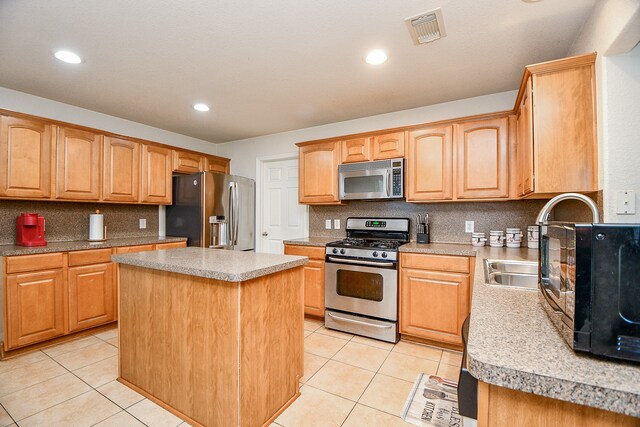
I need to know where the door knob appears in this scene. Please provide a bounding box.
[262,232,268,237]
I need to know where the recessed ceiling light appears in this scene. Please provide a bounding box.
[193,103,210,112]
[54,50,82,64]
[521,0,543,3]
[365,50,388,65]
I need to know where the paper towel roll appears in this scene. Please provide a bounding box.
[89,212,104,241]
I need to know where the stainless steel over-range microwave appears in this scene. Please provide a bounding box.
[338,158,404,201]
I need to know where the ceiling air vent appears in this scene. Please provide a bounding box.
[405,8,446,45]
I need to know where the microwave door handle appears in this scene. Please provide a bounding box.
[386,169,391,197]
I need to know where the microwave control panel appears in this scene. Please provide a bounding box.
[392,167,402,196]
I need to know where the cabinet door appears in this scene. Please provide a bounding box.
[517,79,534,196]
[0,115,53,198]
[68,263,115,332]
[56,127,102,200]
[303,259,325,317]
[204,156,230,174]
[141,144,172,204]
[341,137,371,163]
[533,65,596,193]
[172,150,203,174]
[372,131,405,160]
[103,137,140,202]
[114,244,155,254]
[455,117,509,199]
[400,268,469,345]
[155,241,187,250]
[6,269,65,349]
[298,141,341,204]
[407,126,453,201]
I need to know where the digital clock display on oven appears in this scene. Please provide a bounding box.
[366,221,386,228]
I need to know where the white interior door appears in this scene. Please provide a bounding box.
[260,157,308,254]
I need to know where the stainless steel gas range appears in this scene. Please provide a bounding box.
[324,217,410,343]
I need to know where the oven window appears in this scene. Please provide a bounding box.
[344,175,384,195]
[336,270,384,302]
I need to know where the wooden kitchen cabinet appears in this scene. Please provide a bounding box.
[406,126,453,201]
[372,131,405,160]
[514,53,597,196]
[455,117,509,199]
[155,241,187,250]
[297,141,341,204]
[204,155,230,174]
[114,244,155,254]
[68,263,115,332]
[0,115,53,199]
[400,253,472,346]
[103,136,140,202]
[284,244,325,317]
[341,137,371,163]
[5,268,66,350]
[173,149,203,174]
[141,144,172,204]
[56,127,102,200]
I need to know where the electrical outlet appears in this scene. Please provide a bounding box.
[334,219,341,229]
[465,220,474,233]
[139,218,147,229]
[616,190,636,214]
[325,219,332,230]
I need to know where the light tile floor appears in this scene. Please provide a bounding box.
[0,319,462,427]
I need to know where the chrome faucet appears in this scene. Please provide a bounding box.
[535,193,600,225]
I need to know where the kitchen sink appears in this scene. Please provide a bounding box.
[484,259,539,290]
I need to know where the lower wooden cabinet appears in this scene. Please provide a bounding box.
[399,253,473,346]
[5,268,65,349]
[155,241,187,250]
[284,244,325,317]
[68,263,116,332]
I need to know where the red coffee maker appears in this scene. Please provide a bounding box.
[16,213,47,247]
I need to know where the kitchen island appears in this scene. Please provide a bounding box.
[112,247,308,427]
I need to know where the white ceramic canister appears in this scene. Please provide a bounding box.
[489,230,505,247]
[527,225,540,249]
[471,232,487,247]
[505,227,523,248]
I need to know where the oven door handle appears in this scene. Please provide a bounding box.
[328,313,393,329]
[327,256,395,268]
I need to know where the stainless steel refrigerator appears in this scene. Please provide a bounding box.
[166,172,255,251]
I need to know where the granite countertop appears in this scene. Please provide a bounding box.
[466,246,640,417]
[112,246,308,282]
[282,237,337,247]
[0,236,187,256]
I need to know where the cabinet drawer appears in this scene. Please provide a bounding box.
[6,252,64,274]
[400,253,470,274]
[114,245,155,254]
[284,245,325,260]
[155,241,187,250]
[68,248,113,267]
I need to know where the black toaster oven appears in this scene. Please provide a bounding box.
[539,222,640,363]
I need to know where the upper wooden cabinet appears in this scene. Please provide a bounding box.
[141,144,172,204]
[298,141,341,204]
[56,127,102,201]
[372,131,405,160]
[515,53,598,196]
[455,117,509,199]
[103,137,140,202]
[341,137,371,163]
[407,126,453,201]
[173,149,203,174]
[0,115,53,199]
[204,155,230,174]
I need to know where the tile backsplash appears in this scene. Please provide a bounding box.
[0,200,158,245]
[310,200,550,243]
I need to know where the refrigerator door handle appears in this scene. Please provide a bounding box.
[232,182,239,245]
[228,182,235,246]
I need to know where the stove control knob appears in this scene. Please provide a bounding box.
[373,251,379,257]
[340,249,346,255]
[381,252,388,258]
[332,248,338,254]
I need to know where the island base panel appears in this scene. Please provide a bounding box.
[118,264,304,427]
[478,382,640,427]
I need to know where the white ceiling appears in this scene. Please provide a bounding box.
[0,0,596,143]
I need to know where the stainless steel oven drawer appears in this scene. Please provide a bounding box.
[325,310,398,343]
